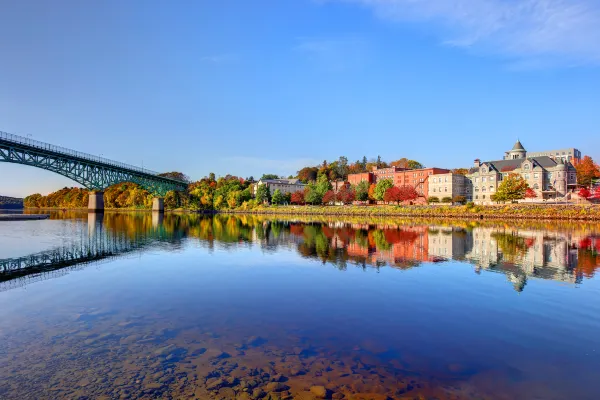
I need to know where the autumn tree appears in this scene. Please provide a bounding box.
[291,191,305,205]
[575,156,600,187]
[368,183,377,201]
[451,168,469,176]
[578,187,591,200]
[452,195,467,204]
[338,185,356,204]
[297,167,319,183]
[322,190,336,205]
[384,186,402,204]
[397,186,419,202]
[494,173,529,202]
[374,179,394,201]
[525,188,537,201]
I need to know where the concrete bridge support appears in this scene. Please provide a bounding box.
[88,191,104,212]
[152,197,164,212]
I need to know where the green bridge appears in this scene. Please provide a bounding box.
[0,131,188,211]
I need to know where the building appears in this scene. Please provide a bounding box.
[469,140,577,204]
[347,166,450,198]
[525,148,581,164]
[252,178,306,197]
[428,173,471,201]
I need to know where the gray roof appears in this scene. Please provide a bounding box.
[471,156,558,174]
[511,140,526,151]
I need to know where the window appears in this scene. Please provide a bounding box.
[483,195,486,199]
[524,174,529,179]
[533,183,539,189]
[524,164,530,170]
[534,173,538,179]
[433,178,437,183]
[475,195,479,199]
[444,187,448,192]
[433,188,436,192]
[475,178,479,182]
[482,187,486,192]
[490,177,494,181]
[490,186,494,192]
[482,177,486,182]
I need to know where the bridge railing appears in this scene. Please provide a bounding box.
[0,130,175,179]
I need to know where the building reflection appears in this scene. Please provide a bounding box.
[3,212,600,292]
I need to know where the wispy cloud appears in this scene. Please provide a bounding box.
[332,0,600,67]
[201,53,238,64]
[294,37,369,71]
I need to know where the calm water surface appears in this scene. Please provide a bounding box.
[1,212,600,400]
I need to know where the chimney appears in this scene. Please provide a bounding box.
[474,159,481,168]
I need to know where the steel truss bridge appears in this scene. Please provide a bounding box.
[0,131,187,196]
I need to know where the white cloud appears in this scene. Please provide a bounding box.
[333,0,600,67]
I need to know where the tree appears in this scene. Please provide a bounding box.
[256,184,271,204]
[361,156,368,172]
[297,167,319,183]
[452,168,469,176]
[271,189,284,205]
[428,196,440,204]
[338,185,356,204]
[209,172,216,181]
[398,186,419,202]
[158,171,190,182]
[322,190,335,205]
[407,160,424,170]
[374,179,394,201]
[376,155,382,168]
[304,184,322,205]
[384,186,402,204]
[525,188,537,201]
[368,183,377,201]
[576,156,600,187]
[441,196,453,203]
[261,174,280,180]
[291,191,305,205]
[579,187,591,199]
[354,181,370,201]
[452,195,467,204]
[315,174,332,197]
[336,156,349,179]
[494,173,529,202]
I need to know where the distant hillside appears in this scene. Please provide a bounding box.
[0,196,24,209]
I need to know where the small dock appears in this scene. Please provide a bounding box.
[0,214,50,221]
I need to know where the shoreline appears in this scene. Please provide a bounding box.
[23,204,600,220]
[0,214,49,221]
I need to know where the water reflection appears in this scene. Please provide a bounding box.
[4,213,600,293]
[1,213,600,400]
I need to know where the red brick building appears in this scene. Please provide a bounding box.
[347,166,450,198]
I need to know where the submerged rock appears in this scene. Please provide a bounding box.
[310,385,327,399]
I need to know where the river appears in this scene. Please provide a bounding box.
[1,212,599,400]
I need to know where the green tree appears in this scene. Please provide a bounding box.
[407,160,424,169]
[315,174,332,197]
[494,173,529,202]
[261,174,280,180]
[256,184,271,204]
[441,196,453,203]
[209,172,216,181]
[354,181,370,201]
[271,189,284,205]
[374,179,393,201]
[428,196,440,204]
[336,156,349,179]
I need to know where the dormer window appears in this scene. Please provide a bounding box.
[523,164,530,170]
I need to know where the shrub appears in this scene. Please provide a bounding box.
[466,201,475,208]
[453,195,467,205]
[441,196,453,203]
[428,196,440,204]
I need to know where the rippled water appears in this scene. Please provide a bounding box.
[1,212,600,400]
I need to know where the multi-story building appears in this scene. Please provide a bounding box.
[468,140,578,204]
[252,178,305,197]
[521,148,581,165]
[428,173,471,201]
[347,166,450,198]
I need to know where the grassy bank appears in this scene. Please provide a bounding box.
[224,204,600,220]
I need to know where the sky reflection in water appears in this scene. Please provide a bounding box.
[1,212,600,400]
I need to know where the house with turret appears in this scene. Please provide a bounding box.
[467,140,577,204]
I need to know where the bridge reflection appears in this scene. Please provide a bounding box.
[3,213,600,292]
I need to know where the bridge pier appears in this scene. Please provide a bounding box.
[88,191,104,212]
[152,211,164,228]
[152,197,164,212]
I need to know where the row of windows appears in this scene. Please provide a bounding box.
[473,177,495,183]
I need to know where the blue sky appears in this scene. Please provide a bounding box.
[1,0,599,197]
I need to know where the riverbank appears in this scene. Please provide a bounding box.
[0,214,49,221]
[223,204,600,220]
